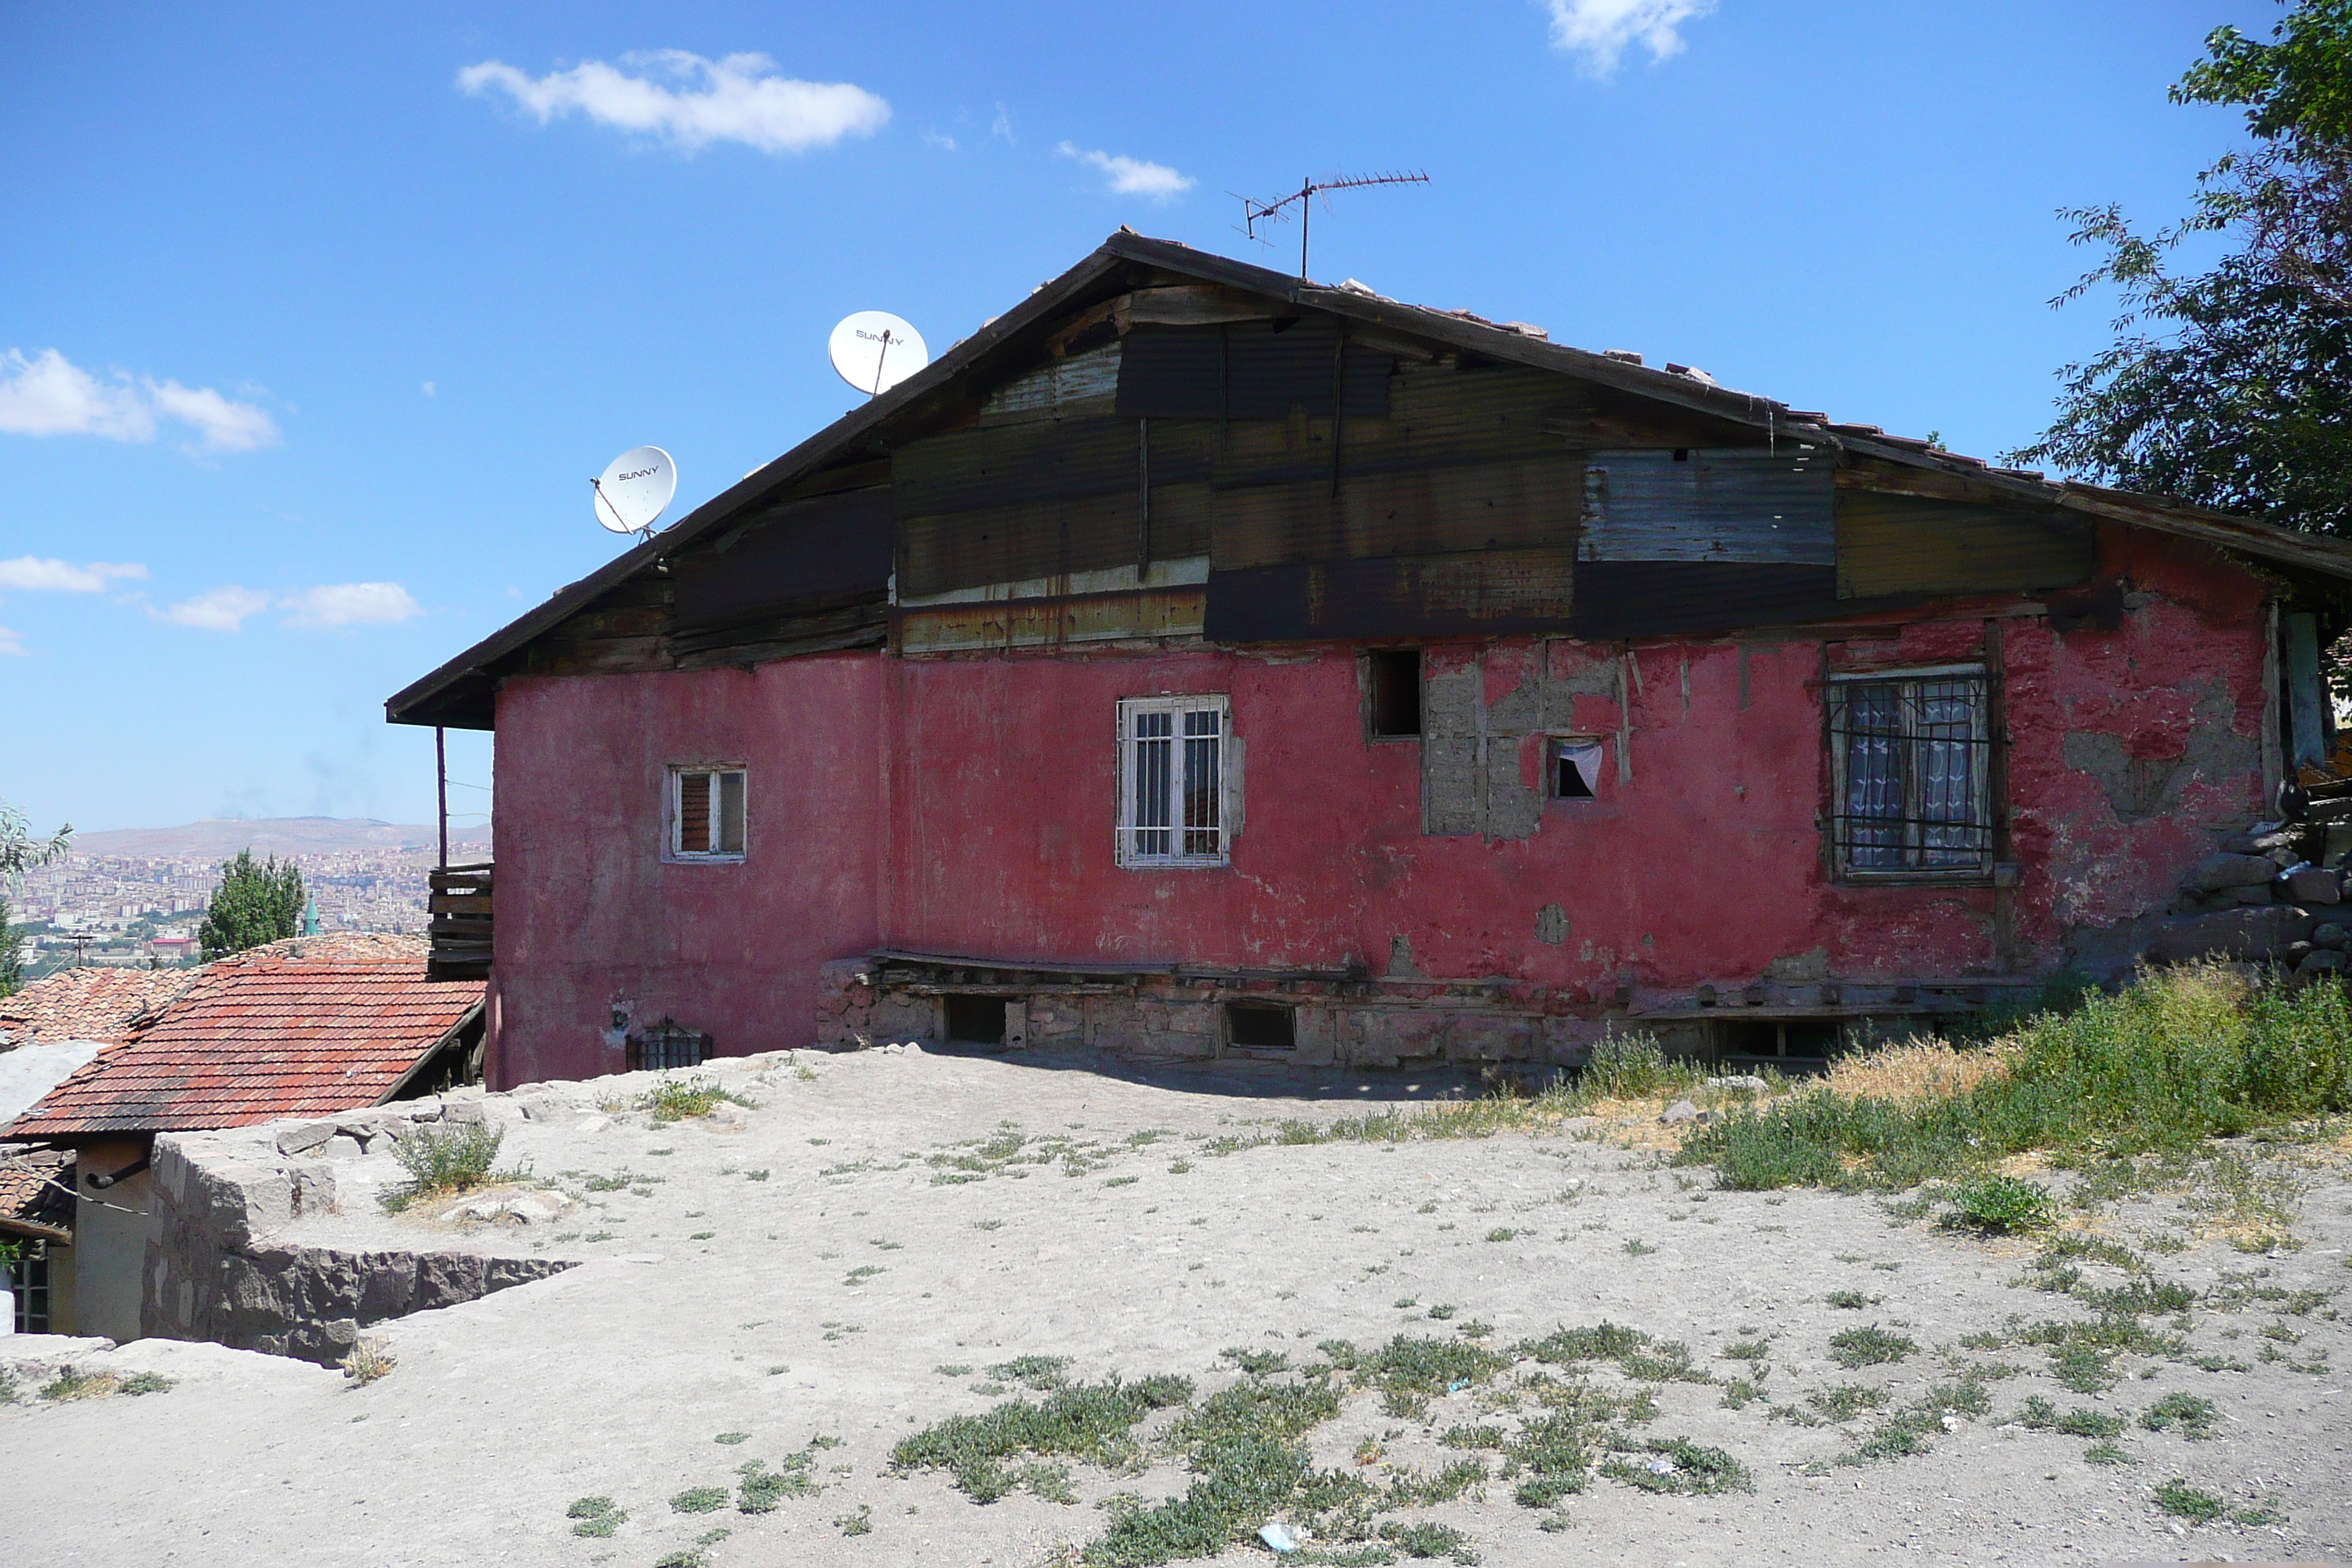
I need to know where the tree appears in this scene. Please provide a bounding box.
[2017,1,2352,533]
[0,798,72,998]
[198,850,306,960]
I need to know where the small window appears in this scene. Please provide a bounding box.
[1550,737,1604,800]
[671,767,746,859]
[1117,696,1231,867]
[1367,649,1422,739]
[1828,669,1992,878]
[1226,1002,1295,1052]
[10,1244,49,1335]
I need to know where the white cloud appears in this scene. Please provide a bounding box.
[160,586,271,633]
[421,380,437,397]
[922,131,958,152]
[0,557,148,595]
[0,626,24,657]
[1055,143,1194,202]
[990,103,1015,144]
[1545,0,1716,75]
[280,581,423,630]
[458,50,890,155]
[0,347,279,453]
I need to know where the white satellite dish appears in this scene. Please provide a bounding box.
[592,445,677,535]
[829,311,929,397]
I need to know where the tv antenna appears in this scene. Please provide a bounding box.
[592,445,677,540]
[1242,170,1428,280]
[829,311,930,398]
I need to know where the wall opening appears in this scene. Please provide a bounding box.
[1718,1019,1842,1062]
[944,994,1009,1045]
[1367,649,1423,739]
[1550,736,1602,800]
[1226,1002,1297,1052]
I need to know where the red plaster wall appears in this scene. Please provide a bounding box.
[484,532,2273,1084]
[489,655,883,1088]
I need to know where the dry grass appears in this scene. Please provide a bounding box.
[1823,1039,2013,1103]
[342,1337,396,1386]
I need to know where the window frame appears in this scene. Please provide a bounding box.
[1825,664,1995,883]
[1115,694,1233,870]
[666,764,748,863]
[1547,734,1607,802]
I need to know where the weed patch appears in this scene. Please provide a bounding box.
[643,1076,755,1122]
[1827,1327,1915,1368]
[380,1124,509,1212]
[568,1496,625,1537]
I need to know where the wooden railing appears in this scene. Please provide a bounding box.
[428,862,493,981]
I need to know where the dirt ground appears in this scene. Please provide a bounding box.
[4,1044,2348,1567]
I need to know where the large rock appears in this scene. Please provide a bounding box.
[2146,905,2317,963]
[2182,853,2280,896]
[2285,865,2342,905]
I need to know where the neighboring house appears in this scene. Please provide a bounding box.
[1,1148,73,1334]
[2,935,485,1339]
[385,232,2352,1089]
[0,965,201,1052]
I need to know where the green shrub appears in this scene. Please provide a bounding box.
[1948,1175,2057,1233]
[1827,1327,1915,1368]
[382,1123,505,1211]
[2140,1392,2219,1440]
[2152,1477,2225,1521]
[644,1076,755,1122]
[1577,1032,1692,1099]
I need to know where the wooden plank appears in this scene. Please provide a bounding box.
[1571,562,1842,639]
[672,486,892,630]
[1205,551,1573,642]
[1210,455,1585,570]
[429,893,493,916]
[1116,320,1391,420]
[1835,489,2094,599]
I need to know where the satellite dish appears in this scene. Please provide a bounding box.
[829,312,929,397]
[592,445,676,535]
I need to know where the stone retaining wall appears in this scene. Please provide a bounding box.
[143,1099,573,1365]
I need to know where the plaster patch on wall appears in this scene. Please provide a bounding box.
[1763,947,1828,983]
[2059,677,2256,823]
[1535,903,1570,945]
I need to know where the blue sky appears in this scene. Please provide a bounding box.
[0,0,2283,836]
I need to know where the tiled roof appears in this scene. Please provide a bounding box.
[0,967,201,1050]
[0,1147,75,1237]
[3,943,483,1139]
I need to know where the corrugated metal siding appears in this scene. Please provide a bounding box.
[1835,490,2094,599]
[1569,562,1842,639]
[1210,456,1585,571]
[1580,448,1835,565]
[894,417,1161,515]
[1116,320,1391,420]
[896,588,1207,653]
[672,487,892,630]
[900,491,1143,598]
[1204,551,1574,642]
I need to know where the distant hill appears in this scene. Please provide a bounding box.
[69,817,494,859]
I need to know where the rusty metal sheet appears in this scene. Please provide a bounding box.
[1570,562,1840,639]
[1580,448,1835,565]
[894,417,1147,516]
[1203,551,1573,642]
[1116,320,1391,420]
[671,487,892,630]
[1205,363,1580,490]
[899,491,1140,598]
[1210,456,1584,571]
[895,588,1207,653]
[1835,489,2094,599]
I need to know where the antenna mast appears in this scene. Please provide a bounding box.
[1243,170,1429,279]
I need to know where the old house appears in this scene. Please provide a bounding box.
[2,935,484,1338]
[385,232,2352,1090]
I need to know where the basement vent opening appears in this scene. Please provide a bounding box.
[628,1019,711,1072]
[1368,649,1422,739]
[1719,1019,1841,1062]
[1226,1003,1297,1052]
[1551,737,1602,800]
[944,994,1009,1046]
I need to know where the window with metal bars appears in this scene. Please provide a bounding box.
[669,766,746,860]
[1117,696,1231,867]
[1826,668,1994,878]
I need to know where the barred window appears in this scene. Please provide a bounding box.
[1117,696,1230,867]
[1827,669,1992,878]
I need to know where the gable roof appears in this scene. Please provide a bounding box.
[0,966,203,1051]
[3,944,483,1141]
[388,230,2352,731]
